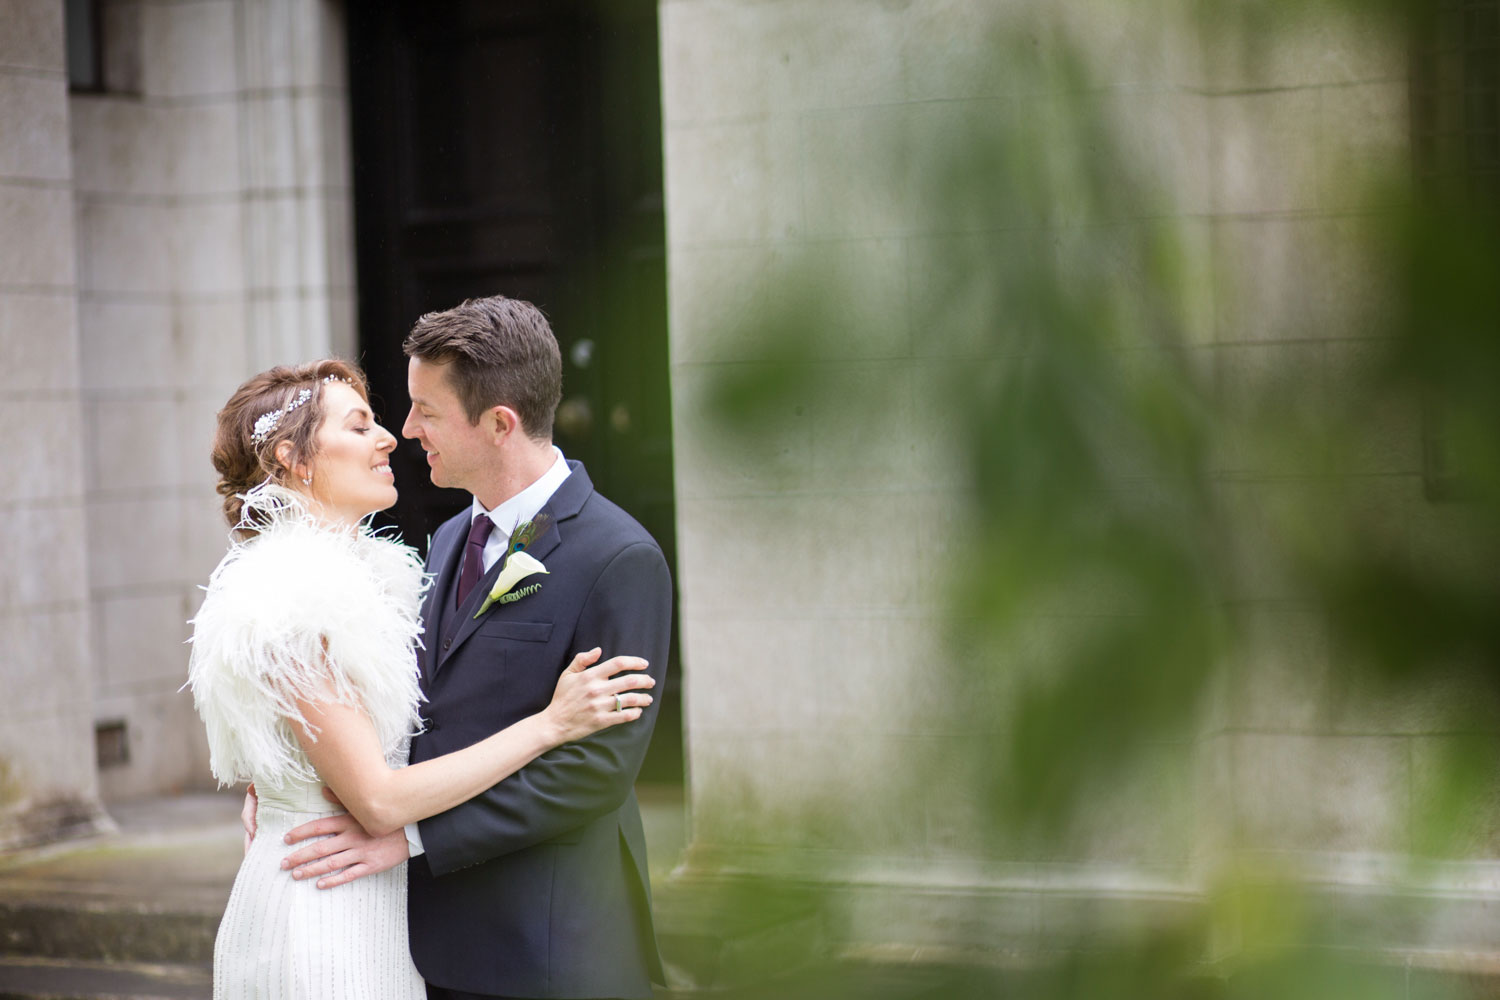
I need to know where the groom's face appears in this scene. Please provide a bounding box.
[403,356,489,494]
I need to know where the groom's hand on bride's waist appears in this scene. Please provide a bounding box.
[281,787,409,889]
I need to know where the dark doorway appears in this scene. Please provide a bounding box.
[347,1,680,785]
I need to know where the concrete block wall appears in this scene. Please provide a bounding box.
[0,0,109,847]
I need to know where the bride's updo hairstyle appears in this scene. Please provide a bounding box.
[212,359,370,533]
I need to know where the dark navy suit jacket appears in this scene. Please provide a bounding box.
[407,461,671,999]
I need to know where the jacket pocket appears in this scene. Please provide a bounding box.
[475,620,553,642]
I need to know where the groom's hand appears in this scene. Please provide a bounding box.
[281,788,409,889]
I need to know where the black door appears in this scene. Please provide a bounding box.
[348,0,680,784]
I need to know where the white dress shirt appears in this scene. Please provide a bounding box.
[406,448,571,858]
[472,446,572,574]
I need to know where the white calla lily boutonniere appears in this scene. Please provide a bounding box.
[473,551,549,618]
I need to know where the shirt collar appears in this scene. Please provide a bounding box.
[470,446,571,540]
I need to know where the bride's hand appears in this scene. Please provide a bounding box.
[542,648,654,745]
[241,783,258,854]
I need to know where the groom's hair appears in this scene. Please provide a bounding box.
[403,295,562,440]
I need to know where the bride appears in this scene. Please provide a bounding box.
[186,359,654,999]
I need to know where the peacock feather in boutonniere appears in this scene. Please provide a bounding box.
[505,513,550,557]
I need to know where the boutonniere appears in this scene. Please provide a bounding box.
[472,516,552,618]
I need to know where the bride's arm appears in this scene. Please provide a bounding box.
[291,649,653,838]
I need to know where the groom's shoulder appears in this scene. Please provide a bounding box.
[572,491,669,603]
[576,488,659,553]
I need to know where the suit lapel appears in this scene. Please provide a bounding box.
[513,516,561,567]
[434,461,593,672]
[421,520,466,683]
[440,549,507,653]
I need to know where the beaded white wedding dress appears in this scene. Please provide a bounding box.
[187,486,428,1000]
[213,764,425,999]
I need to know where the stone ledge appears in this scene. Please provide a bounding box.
[0,800,114,856]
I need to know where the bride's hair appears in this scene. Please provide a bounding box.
[212,359,371,532]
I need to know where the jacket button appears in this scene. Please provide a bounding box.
[442,637,452,651]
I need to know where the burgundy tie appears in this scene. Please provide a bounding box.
[455,515,495,609]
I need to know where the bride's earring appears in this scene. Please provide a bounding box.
[302,475,311,485]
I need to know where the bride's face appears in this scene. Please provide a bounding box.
[304,381,398,523]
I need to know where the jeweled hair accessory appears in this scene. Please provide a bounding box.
[249,374,350,447]
[250,388,309,446]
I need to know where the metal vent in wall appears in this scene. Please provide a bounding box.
[95,720,129,769]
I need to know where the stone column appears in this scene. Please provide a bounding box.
[660,0,981,936]
[237,0,357,370]
[0,0,110,848]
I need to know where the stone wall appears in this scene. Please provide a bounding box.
[72,0,245,799]
[659,0,1459,953]
[1194,6,1421,873]
[0,0,357,819]
[68,0,357,800]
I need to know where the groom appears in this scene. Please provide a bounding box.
[279,296,672,999]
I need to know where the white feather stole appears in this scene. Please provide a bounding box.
[186,487,428,789]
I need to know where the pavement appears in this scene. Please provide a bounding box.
[0,789,953,998]
[0,793,1085,998]
[0,786,689,1000]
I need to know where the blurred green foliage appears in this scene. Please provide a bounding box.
[696,0,1500,996]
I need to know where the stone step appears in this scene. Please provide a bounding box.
[0,795,238,970]
[0,956,210,1000]
[0,801,224,996]
[0,901,217,966]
